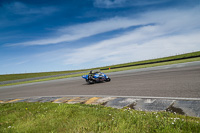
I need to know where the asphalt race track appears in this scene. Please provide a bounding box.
[0,61,200,99]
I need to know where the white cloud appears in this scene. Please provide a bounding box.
[5,6,200,70]
[94,0,126,8]
[4,2,58,15]
[94,0,169,8]
[62,28,200,68]
[7,17,146,46]
[7,5,200,47]
[0,2,58,28]
[15,60,30,65]
[60,7,200,68]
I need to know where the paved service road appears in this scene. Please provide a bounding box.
[0,62,200,99]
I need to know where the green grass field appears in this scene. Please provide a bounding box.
[0,69,88,82]
[1,52,200,133]
[97,51,200,70]
[102,56,200,73]
[0,102,199,133]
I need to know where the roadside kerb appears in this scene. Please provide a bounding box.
[0,96,200,118]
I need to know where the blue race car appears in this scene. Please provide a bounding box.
[82,69,111,84]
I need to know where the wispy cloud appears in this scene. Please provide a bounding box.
[3,6,200,72]
[7,5,199,47]
[15,60,30,65]
[6,17,147,46]
[0,2,58,29]
[62,29,200,68]
[94,0,170,8]
[57,7,200,68]
[3,2,58,15]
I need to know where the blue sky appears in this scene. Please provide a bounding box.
[0,0,200,74]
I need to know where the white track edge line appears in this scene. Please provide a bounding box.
[2,95,200,101]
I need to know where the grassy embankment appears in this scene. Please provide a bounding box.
[0,69,88,82]
[98,51,200,70]
[0,51,200,86]
[0,102,199,133]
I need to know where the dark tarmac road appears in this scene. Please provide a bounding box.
[0,62,200,99]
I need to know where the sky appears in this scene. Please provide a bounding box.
[0,0,200,74]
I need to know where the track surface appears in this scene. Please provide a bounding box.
[0,62,200,99]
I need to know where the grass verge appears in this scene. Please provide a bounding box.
[0,102,200,133]
[102,56,200,73]
[98,51,200,70]
[0,69,88,82]
[0,72,88,87]
[0,57,200,87]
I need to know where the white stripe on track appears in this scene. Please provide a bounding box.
[8,95,200,101]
